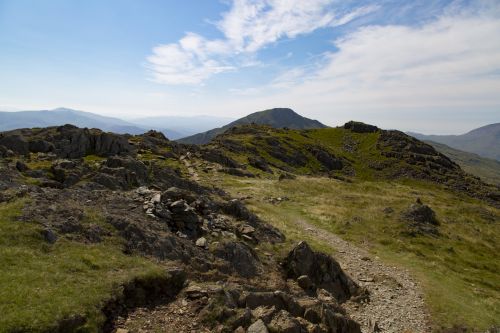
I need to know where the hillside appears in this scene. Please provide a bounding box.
[0,108,186,139]
[0,122,498,332]
[409,123,500,161]
[177,108,327,144]
[427,141,500,186]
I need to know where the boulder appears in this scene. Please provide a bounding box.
[28,139,54,153]
[282,242,361,303]
[214,241,262,278]
[400,199,439,235]
[0,134,29,155]
[247,319,269,333]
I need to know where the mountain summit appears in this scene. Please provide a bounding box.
[177,108,327,144]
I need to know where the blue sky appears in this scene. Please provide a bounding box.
[0,0,499,133]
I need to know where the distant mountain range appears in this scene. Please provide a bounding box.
[409,123,500,161]
[427,141,500,185]
[0,108,232,140]
[177,108,327,144]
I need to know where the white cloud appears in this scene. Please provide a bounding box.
[210,5,500,133]
[147,0,374,85]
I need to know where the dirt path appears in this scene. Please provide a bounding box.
[294,218,431,333]
[180,155,200,182]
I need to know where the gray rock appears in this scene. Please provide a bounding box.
[247,319,269,333]
[0,134,29,155]
[41,228,58,244]
[214,241,262,278]
[282,241,361,303]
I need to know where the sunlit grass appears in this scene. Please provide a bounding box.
[218,175,500,330]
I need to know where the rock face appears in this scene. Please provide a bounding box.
[214,241,262,278]
[0,134,29,155]
[282,241,361,303]
[53,125,134,158]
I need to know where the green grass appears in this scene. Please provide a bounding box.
[216,175,500,331]
[0,199,165,332]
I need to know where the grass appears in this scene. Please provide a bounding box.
[0,199,165,332]
[215,175,500,331]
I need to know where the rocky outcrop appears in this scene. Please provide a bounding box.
[0,134,29,155]
[52,125,134,158]
[344,121,379,133]
[282,242,362,303]
[401,199,440,236]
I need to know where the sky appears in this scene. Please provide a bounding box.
[0,0,499,134]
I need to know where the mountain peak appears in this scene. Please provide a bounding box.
[177,108,327,144]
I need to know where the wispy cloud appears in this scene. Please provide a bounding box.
[217,2,500,132]
[146,0,376,85]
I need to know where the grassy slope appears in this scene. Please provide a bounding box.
[198,126,499,330]
[0,199,164,332]
[213,175,499,330]
[427,140,500,185]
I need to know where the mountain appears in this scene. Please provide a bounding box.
[177,107,327,144]
[131,115,234,138]
[0,108,186,139]
[0,123,498,332]
[409,123,500,161]
[425,140,500,186]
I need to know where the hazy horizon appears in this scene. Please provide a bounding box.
[1,0,499,134]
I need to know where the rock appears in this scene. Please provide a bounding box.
[344,121,378,133]
[322,308,361,333]
[196,237,207,248]
[185,285,208,299]
[401,199,439,235]
[28,139,54,153]
[282,241,361,302]
[53,125,134,158]
[15,161,29,172]
[252,306,278,324]
[161,187,196,204]
[234,327,245,333]
[41,228,58,244]
[297,275,313,290]
[247,319,269,333]
[267,310,302,333]
[115,328,129,333]
[231,308,252,329]
[240,224,255,235]
[0,134,29,155]
[308,146,343,171]
[245,292,285,310]
[214,241,262,278]
[248,156,272,173]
